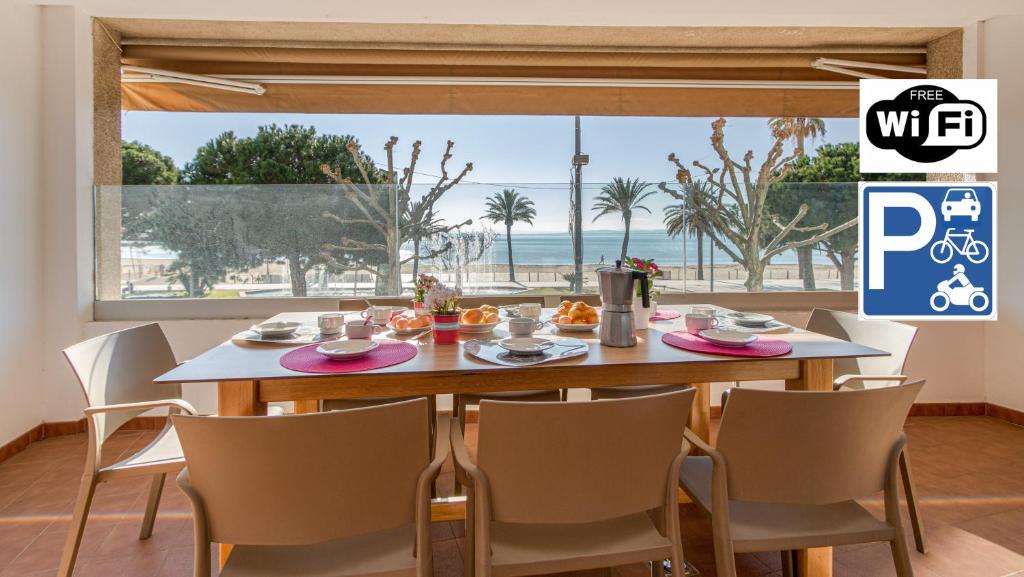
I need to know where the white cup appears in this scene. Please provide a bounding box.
[519,303,542,320]
[685,313,719,335]
[317,313,346,335]
[345,321,383,339]
[508,317,544,337]
[691,306,716,317]
[362,306,398,325]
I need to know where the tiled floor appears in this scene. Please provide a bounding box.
[1,416,1023,577]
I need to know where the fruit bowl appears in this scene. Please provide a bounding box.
[550,300,600,332]
[552,321,600,333]
[458,305,501,333]
[387,315,432,335]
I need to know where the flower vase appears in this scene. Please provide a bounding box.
[632,299,654,330]
[432,313,460,344]
[412,301,427,316]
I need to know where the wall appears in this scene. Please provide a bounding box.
[0,0,45,445]
[981,15,1024,412]
[39,5,97,424]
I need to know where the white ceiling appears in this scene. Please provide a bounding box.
[33,0,1024,27]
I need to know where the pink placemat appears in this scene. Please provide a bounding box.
[280,339,418,374]
[650,309,682,321]
[661,331,793,358]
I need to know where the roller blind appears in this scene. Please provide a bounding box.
[117,33,929,117]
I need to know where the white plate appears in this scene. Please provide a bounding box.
[459,320,501,333]
[387,318,431,335]
[698,329,758,348]
[316,339,380,360]
[725,312,775,327]
[499,337,555,355]
[551,321,600,332]
[251,321,302,337]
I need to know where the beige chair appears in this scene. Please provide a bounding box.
[680,382,925,577]
[172,398,448,577]
[59,323,196,577]
[805,308,918,390]
[804,308,925,553]
[452,389,696,577]
[590,384,690,401]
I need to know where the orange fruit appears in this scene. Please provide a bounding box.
[394,317,410,329]
[462,308,484,324]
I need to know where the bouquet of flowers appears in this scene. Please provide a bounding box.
[424,281,462,315]
[413,274,439,304]
[626,256,663,298]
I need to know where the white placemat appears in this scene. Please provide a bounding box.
[464,338,589,367]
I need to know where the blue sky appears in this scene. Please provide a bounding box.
[123,112,858,232]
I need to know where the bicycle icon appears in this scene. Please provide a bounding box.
[929,228,990,264]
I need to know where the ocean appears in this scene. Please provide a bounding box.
[478,229,833,267]
[123,229,837,267]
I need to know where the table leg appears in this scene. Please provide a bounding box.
[216,381,265,569]
[785,360,834,577]
[688,383,712,443]
[217,380,266,416]
[785,359,834,392]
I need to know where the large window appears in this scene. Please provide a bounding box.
[100,113,879,300]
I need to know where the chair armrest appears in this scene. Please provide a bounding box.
[450,421,480,486]
[683,427,721,460]
[833,374,909,390]
[84,399,198,416]
[429,416,451,475]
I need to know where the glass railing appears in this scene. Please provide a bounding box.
[95,181,860,300]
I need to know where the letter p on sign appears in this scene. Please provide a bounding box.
[867,192,936,290]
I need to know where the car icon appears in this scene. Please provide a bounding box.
[942,188,981,221]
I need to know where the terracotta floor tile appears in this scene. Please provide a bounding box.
[1,416,1022,577]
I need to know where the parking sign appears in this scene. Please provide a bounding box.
[859,183,997,320]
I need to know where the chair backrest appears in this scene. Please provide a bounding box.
[806,308,917,383]
[62,323,181,444]
[476,388,695,524]
[172,398,430,546]
[716,381,924,505]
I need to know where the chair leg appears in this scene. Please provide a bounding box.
[454,396,468,496]
[900,450,927,554]
[464,485,475,577]
[57,475,98,577]
[890,533,915,577]
[651,559,664,577]
[139,473,166,540]
[781,551,796,577]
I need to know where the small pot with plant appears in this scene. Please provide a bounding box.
[413,274,438,315]
[425,281,462,344]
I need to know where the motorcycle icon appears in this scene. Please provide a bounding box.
[929,228,990,264]
[930,265,989,312]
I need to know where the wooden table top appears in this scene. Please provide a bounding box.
[155,305,886,385]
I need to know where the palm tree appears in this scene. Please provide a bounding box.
[768,117,827,155]
[592,177,658,262]
[482,189,536,282]
[405,200,446,280]
[663,180,717,280]
[768,117,827,289]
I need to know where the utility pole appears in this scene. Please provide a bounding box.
[571,116,588,293]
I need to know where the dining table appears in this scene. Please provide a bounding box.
[154,304,888,577]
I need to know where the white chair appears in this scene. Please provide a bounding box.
[173,399,448,577]
[59,323,196,577]
[805,308,917,390]
[805,309,925,553]
[682,382,925,577]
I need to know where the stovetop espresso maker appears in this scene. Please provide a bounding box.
[596,260,650,347]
